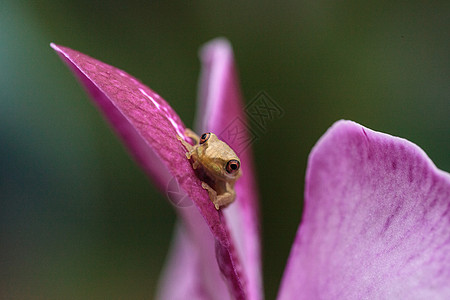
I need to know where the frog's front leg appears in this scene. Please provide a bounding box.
[184,128,200,144]
[177,135,193,158]
[177,129,198,159]
[201,182,236,210]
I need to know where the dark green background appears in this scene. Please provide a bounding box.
[1,1,449,298]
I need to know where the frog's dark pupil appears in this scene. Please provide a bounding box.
[200,133,210,144]
[226,160,240,173]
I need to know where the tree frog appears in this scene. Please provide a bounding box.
[177,129,241,210]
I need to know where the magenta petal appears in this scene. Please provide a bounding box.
[52,43,249,299]
[278,120,450,299]
[158,206,233,299]
[156,223,202,299]
[50,43,181,191]
[158,39,262,300]
[157,218,227,300]
[196,38,262,300]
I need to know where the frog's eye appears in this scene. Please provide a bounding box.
[226,159,240,174]
[199,132,211,144]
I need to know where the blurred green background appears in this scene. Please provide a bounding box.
[1,0,448,298]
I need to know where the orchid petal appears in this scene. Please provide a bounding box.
[52,43,249,299]
[157,38,262,300]
[196,38,262,300]
[156,218,227,300]
[158,205,234,300]
[278,120,450,299]
[50,43,180,192]
[156,223,203,299]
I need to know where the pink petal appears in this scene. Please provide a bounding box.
[52,43,249,299]
[156,218,226,300]
[156,223,203,299]
[50,43,180,192]
[157,39,262,300]
[196,38,262,300]
[278,120,450,299]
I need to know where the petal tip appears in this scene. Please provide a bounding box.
[327,119,362,134]
[309,119,360,155]
[50,43,71,61]
[199,37,233,62]
[50,42,62,52]
[202,37,232,51]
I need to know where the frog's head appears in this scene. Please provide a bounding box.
[197,132,241,181]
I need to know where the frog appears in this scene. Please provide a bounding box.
[177,129,241,210]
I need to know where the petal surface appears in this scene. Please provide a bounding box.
[157,38,262,300]
[278,120,450,299]
[52,44,248,299]
[196,38,262,300]
[156,217,227,300]
[51,43,182,192]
